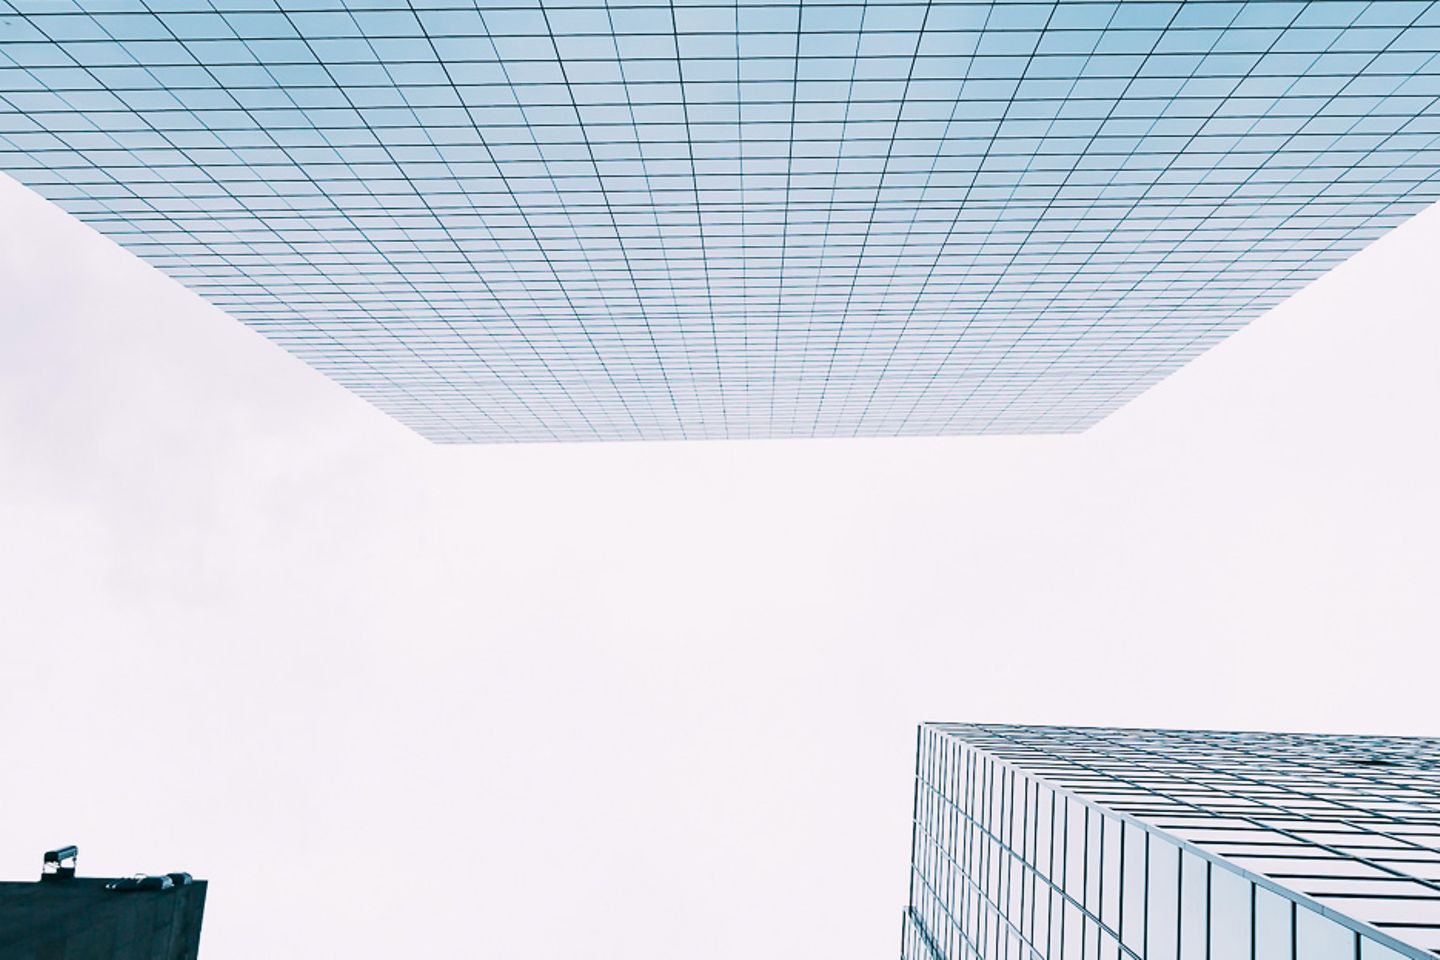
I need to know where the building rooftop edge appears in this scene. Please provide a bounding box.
[915,722,1435,960]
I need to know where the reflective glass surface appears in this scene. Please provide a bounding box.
[1,2,1439,441]
[905,724,1440,959]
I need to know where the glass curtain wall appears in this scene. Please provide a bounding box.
[904,725,1433,960]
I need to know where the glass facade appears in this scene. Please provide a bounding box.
[1,3,1439,442]
[904,724,1440,960]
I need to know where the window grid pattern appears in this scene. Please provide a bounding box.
[906,724,1440,960]
[1,2,1439,442]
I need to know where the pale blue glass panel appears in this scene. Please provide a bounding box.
[1119,825,1146,955]
[1362,936,1417,960]
[1296,906,1357,960]
[1255,887,1294,960]
[1210,866,1252,960]
[2,2,1438,442]
[1146,838,1180,960]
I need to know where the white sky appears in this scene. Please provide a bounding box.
[2,171,1438,959]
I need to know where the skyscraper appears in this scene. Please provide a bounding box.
[1,2,1439,442]
[903,724,1440,960]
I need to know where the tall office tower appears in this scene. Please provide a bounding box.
[2,3,1440,442]
[0,847,207,960]
[902,724,1440,960]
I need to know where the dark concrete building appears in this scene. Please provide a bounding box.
[0,848,206,960]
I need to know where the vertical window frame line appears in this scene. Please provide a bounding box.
[1249,877,1257,960]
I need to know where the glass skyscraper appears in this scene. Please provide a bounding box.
[903,724,1440,960]
[2,3,1439,441]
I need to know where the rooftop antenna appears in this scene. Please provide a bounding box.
[41,846,78,883]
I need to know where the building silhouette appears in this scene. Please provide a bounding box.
[903,724,1440,960]
[1,4,1439,442]
[0,848,207,960]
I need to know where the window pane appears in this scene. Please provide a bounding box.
[1120,825,1145,954]
[1255,887,1292,960]
[1034,787,1054,874]
[1050,889,1066,958]
[1062,901,1083,960]
[1178,853,1207,960]
[1209,866,1251,960]
[1146,838,1179,960]
[1361,936,1414,960]
[1086,810,1103,912]
[1296,906,1355,960]
[1031,876,1050,957]
[1065,799,1087,898]
[1101,815,1121,931]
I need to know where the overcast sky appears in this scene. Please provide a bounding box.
[2,172,1438,959]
